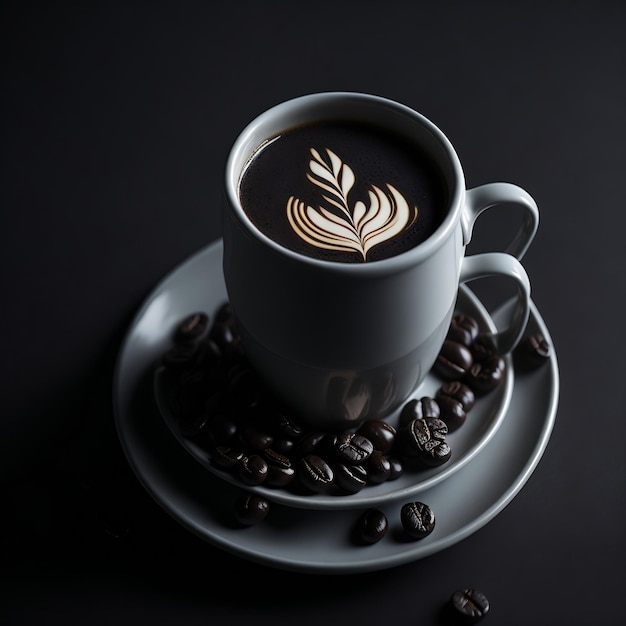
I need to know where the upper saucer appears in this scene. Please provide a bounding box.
[150,240,513,510]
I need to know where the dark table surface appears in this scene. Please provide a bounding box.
[2,1,625,624]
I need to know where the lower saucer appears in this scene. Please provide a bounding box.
[113,240,558,573]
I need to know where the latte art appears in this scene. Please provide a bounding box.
[238,120,447,263]
[287,148,419,260]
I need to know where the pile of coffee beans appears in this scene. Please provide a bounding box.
[157,302,550,533]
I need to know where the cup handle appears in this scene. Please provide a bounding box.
[462,182,539,260]
[459,252,531,354]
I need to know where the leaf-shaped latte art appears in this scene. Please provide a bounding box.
[286,148,418,260]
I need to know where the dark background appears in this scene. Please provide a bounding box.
[1,1,624,624]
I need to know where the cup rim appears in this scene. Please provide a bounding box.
[224,91,465,274]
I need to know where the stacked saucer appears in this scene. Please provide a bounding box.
[113,240,558,573]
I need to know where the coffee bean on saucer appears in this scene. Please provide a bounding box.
[334,432,374,464]
[436,381,475,412]
[514,332,551,370]
[357,420,396,453]
[448,588,490,623]
[211,445,245,469]
[174,312,210,344]
[208,412,238,445]
[234,492,270,526]
[296,455,334,493]
[400,501,435,539]
[434,340,474,380]
[352,508,388,545]
[471,331,499,363]
[263,449,296,488]
[436,396,466,432]
[334,462,368,494]
[238,421,274,452]
[238,454,268,485]
[365,451,392,484]
[465,354,506,395]
[447,314,480,346]
[396,418,451,466]
[387,456,404,480]
[399,396,440,427]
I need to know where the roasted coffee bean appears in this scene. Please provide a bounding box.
[352,508,388,545]
[465,354,506,395]
[334,432,374,464]
[357,420,396,453]
[387,456,404,481]
[234,492,270,526]
[434,340,474,380]
[514,332,551,370]
[264,449,295,488]
[174,312,209,343]
[436,381,475,412]
[365,451,392,484]
[211,446,245,469]
[400,501,435,539]
[237,421,274,452]
[297,455,334,493]
[265,410,304,440]
[448,588,490,623]
[214,302,234,325]
[447,314,480,346]
[399,396,440,426]
[334,463,368,494]
[436,396,466,432]
[209,321,239,353]
[238,454,268,485]
[396,417,450,464]
[293,431,328,459]
[471,332,498,363]
[208,412,238,445]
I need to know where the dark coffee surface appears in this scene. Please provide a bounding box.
[238,120,447,262]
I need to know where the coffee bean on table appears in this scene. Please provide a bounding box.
[434,340,474,380]
[400,501,435,539]
[234,492,270,526]
[352,508,388,545]
[448,588,490,623]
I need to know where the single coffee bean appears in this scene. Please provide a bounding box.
[297,455,334,493]
[434,340,474,380]
[387,456,404,481]
[352,508,388,545]
[448,588,490,623]
[400,501,435,539]
[365,451,392,484]
[238,454,268,485]
[470,331,498,363]
[398,396,440,426]
[436,380,475,412]
[334,462,368,494]
[211,446,245,469]
[447,314,480,346]
[265,410,305,440]
[263,449,295,488]
[465,354,506,395]
[436,396,466,432]
[234,492,270,526]
[514,332,551,370]
[396,418,451,466]
[294,431,327,458]
[357,420,396,453]
[238,422,274,452]
[334,432,374,464]
[208,412,238,445]
[174,312,209,343]
[214,302,234,325]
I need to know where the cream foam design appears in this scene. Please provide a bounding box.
[286,148,418,260]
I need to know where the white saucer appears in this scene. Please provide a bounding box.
[149,241,513,510]
[113,240,558,574]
